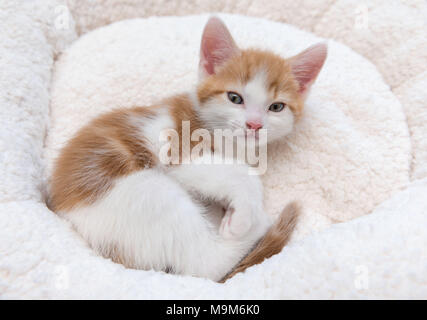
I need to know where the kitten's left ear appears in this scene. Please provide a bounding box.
[290,43,327,98]
[199,17,240,79]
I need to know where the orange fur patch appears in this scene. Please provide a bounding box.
[49,107,158,212]
[165,94,209,163]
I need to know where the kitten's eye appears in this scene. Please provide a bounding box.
[268,102,286,112]
[227,92,244,104]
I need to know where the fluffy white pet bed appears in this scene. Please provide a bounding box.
[1,0,426,299]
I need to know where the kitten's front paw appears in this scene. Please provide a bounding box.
[219,205,252,240]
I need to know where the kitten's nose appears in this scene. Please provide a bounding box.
[246,121,263,131]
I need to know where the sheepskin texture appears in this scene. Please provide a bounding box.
[1,0,426,299]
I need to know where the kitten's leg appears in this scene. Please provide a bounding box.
[167,154,272,239]
[63,169,259,281]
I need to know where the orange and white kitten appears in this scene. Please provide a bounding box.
[49,17,327,281]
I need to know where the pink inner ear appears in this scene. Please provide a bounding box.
[291,43,327,94]
[200,17,239,76]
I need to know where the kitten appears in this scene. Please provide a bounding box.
[48,17,327,282]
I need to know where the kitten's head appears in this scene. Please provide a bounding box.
[196,17,327,143]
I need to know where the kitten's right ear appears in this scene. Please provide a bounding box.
[199,17,240,79]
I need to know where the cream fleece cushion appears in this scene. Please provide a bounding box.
[45,14,410,239]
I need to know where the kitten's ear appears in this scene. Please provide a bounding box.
[290,43,327,98]
[199,17,240,78]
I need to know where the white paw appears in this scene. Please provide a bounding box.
[219,205,252,240]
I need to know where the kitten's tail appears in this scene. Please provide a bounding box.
[219,202,299,283]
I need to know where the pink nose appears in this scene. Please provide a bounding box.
[246,121,263,131]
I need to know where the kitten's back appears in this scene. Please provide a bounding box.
[48,107,157,212]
